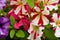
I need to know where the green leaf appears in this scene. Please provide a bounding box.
[16,30,25,38]
[10,30,15,38]
[2,12,7,16]
[3,5,12,13]
[44,28,57,40]
[40,1,44,10]
[0,10,7,16]
[58,6,60,14]
[10,16,16,25]
[45,24,52,29]
[48,8,56,15]
[58,9,60,14]
[9,26,14,29]
[27,0,34,8]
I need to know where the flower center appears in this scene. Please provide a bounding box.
[32,25,39,32]
[18,1,23,6]
[56,19,60,26]
[36,12,44,19]
[38,12,43,16]
[0,23,2,28]
[44,0,50,5]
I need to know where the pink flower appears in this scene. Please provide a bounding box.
[14,15,30,31]
[50,13,60,37]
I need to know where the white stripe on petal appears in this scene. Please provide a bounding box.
[40,27,44,30]
[32,15,40,25]
[52,13,58,21]
[34,6,40,12]
[27,34,34,40]
[47,5,54,11]
[49,0,59,4]
[42,9,50,15]
[55,27,60,37]
[36,37,41,40]
[31,12,37,17]
[47,5,58,11]
[22,0,27,5]
[53,5,58,10]
[42,16,49,25]
[39,27,44,37]
[14,6,21,15]
[10,1,18,5]
[31,13,35,17]
[50,22,56,27]
[28,23,33,33]
[22,6,27,14]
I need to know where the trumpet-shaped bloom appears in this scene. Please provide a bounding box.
[50,13,60,37]
[28,23,44,40]
[14,15,30,31]
[0,17,10,38]
[10,0,30,15]
[31,6,49,25]
[43,0,59,11]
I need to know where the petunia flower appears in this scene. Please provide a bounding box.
[10,0,30,15]
[31,6,49,26]
[14,15,30,31]
[0,17,10,38]
[50,13,60,37]
[0,0,7,9]
[43,0,59,11]
[28,23,44,40]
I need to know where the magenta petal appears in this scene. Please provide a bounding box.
[24,4,30,12]
[19,20,23,27]
[24,23,30,31]
[23,20,30,31]
[21,16,30,31]
[14,21,23,29]
[11,13,18,20]
[14,22,20,29]
[14,15,30,30]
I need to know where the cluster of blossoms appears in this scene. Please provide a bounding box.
[0,0,60,40]
[9,0,59,40]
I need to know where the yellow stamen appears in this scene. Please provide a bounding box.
[18,1,23,6]
[32,25,39,32]
[44,0,50,5]
[56,19,60,26]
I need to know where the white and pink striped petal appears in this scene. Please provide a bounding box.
[43,0,59,11]
[50,13,60,37]
[28,23,44,40]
